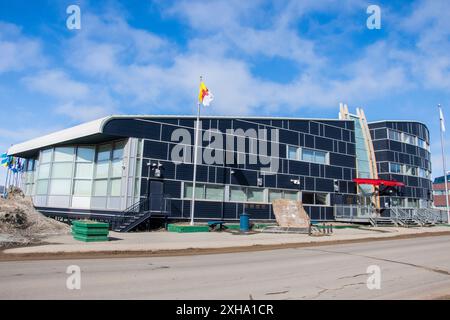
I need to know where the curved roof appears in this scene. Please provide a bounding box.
[7,117,110,157]
[9,114,425,157]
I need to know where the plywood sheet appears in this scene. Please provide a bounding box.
[272,199,311,228]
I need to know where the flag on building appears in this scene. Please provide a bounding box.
[198,81,214,107]
[1,153,9,167]
[440,107,446,132]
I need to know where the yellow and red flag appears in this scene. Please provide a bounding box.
[198,81,214,107]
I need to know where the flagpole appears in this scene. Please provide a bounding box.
[439,104,450,223]
[3,168,9,197]
[190,76,202,226]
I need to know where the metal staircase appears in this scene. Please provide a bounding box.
[335,205,448,227]
[390,208,421,227]
[390,207,448,227]
[369,216,396,227]
[113,195,171,232]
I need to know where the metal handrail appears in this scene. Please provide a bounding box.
[112,195,171,231]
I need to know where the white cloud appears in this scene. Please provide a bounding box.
[51,4,412,117]
[22,70,90,100]
[55,102,113,122]
[0,22,46,73]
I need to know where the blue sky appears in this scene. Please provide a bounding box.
[1,0,450,184]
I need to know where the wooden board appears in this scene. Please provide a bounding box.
[271,199,311,228]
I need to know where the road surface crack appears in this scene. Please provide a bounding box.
[305,248,450,276]
[265,290,289,296]
[338,273,367,280]
[306,282,366,299]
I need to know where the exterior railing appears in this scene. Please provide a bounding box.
[387,207,448,225]
[335,205,448,225]
[111,195,171,231]
[334,205,377,220]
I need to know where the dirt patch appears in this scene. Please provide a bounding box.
[0,187,70,247]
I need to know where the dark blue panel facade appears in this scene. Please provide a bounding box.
[99,116,433,222]
[369,121,433,209]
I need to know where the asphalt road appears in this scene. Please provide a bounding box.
[1,235,450,299]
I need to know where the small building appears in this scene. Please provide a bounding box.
[6,109,433,230]
[432,174,450,208]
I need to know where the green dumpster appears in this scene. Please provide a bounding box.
[72,220,109,242]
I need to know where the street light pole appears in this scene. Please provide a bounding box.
[438,104,450,223]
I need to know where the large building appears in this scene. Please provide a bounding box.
[6,108,433,231]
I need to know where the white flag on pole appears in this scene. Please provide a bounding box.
[440,107,446,132]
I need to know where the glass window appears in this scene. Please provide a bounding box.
[405,165,417,176]
[73,180,92,196]
[113,141,125,159]
[287,146,299,160]
[26,159,35,171]
[95,162,110,179]
[230,187,247,202]
[49,179,71,195]
[183,183,205,199]
[93,180,108,196]
[269,190,283,202]
[316,193,328,205]
[111,159,123,177]
[302,149,315,162]
[97,144,111,162]
[77,147,95,162]
[54,147,74,162]
[75,163,94,179]
[284,191,299,200]
[137,139,143,158]
[110,179,121,197]
[247,188,264,202]
[194,184,205,199]
[51,163,73,179]
[40,149,53,163]
[391,198,404,207]
[38,163,51,179]
[418,168,427,178]
[418,139,425,149]
[205,185,224,201]
[36,180,49,195]
[301,148,327,164]
[184,183,192,198]
[134,178,140,197]
[315,151,327,164]
[390,163,403,174]
[388,129,401,142]
[302,192,314,204]
[403,133,416,145]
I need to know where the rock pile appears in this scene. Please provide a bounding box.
[0,187,70,246]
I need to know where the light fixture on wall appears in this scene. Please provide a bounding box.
[148,161,163,178]
[290,179,300,185]
[334,179,340,192]
[257,177,263,187]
